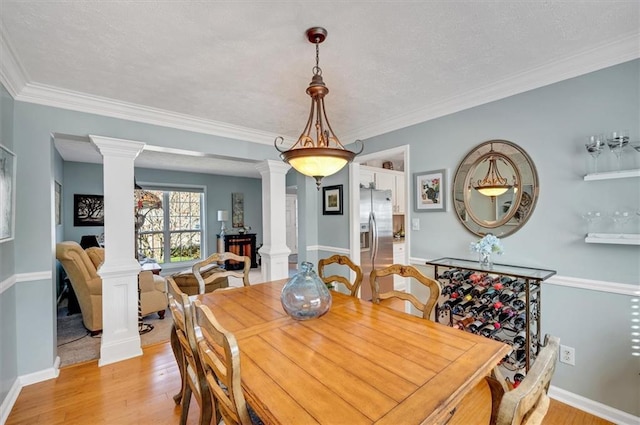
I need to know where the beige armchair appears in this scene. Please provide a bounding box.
[56,241,168,334]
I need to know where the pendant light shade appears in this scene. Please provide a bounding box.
[472,145,517,197]
[275,27,362,189]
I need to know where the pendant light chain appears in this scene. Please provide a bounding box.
[313,41,322,76]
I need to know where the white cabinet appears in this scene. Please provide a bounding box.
[360,166,405,214]
[393,242,407,290]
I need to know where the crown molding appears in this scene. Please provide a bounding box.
[0,23,28,98]
[13,83,283,145]
[342,33,640,142]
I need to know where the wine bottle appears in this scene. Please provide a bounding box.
[498,289,516,304]
[500,276,514,286]
[467,319,485,334]
[513,330,527,348]
[496,308,516,324]
[469,303,490,317]
[471,285,488,298]
[439,269,458,279]
[452,300,475,316]
[469,273,484,283]
[479,321,500,338]
[511,279,526,293]
[441,282,460,296]
[455,283,474,297]
[441,297,463,311]
[453,316,475,330]
[510,294,527,311]
[512,373,525,388]
[511,313,526,331]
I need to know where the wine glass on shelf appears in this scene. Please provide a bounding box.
[581,210,602,234]
[607,130,629,171]
[585,134,605,173]
[611,209,631,235]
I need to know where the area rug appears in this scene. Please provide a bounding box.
[57,306,172,367]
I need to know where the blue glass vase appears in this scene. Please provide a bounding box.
[280,261,332,320]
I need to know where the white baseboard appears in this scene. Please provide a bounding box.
[19,358,60,386]
[0,378,21,425]
[549,385,640,425]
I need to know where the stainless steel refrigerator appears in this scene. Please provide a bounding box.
[359,188,394,300]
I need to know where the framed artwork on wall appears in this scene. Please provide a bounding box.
[322,184,343,215]
[232,192,244,228]
[0,144,16,243]
[414,169,447,212]
[74,194,104,226]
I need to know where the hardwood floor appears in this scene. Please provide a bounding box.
[6,341,613,425]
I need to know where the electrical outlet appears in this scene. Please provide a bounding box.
[412,218,420,230]
[559,345,575,366]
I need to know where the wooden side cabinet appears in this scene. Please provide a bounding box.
[217,233,258,270]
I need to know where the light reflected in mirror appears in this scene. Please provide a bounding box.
[453,140,538,237]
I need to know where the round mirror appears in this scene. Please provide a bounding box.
[452,140,538,237]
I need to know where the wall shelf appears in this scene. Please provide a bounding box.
[585,233,640,245]
[583,169,640,181]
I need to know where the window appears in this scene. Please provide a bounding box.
[137,188,203,264]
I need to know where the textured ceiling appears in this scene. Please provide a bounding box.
[1,1,638,177]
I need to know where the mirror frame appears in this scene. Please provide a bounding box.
[452,139,539,237]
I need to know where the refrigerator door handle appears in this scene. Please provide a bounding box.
[370,211,378,263]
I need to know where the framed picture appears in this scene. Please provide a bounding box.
[74,194,104,227]
[0,144,16,243]
[322,184,343,215]
[414,169,447,212]
[55,181,62,226]
[232,192,244,228]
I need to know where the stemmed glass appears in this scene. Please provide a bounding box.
[581,211,602,234]
[611,210,631,234]
[607,130,629,171]
[585,134,605,173]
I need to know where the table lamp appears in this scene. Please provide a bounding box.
[217,210,229,236]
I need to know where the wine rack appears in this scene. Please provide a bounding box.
[425,257,556,380]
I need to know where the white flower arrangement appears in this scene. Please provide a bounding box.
[470,234,504,256]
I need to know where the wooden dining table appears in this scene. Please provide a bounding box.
[194,279,511,425]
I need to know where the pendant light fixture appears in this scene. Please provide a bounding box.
[275,27,362,189]
[472,145,517,197]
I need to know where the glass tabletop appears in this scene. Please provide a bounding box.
[425,257,556,281]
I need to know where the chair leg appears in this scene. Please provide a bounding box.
[170,325,185,405]
[158,309,166,319]
[180,385,192,425]
[199,394,213,425]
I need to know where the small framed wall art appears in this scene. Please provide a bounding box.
[414,169,447,212]
[322,184,343,215]
[74,194,104,226]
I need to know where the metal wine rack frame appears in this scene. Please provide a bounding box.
[425,257,556,372]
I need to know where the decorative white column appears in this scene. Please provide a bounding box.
[90,135,144,366]
[256,160,291,281]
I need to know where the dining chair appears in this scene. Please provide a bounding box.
[488,334,561,425]
[167,277,213,425]
[318,254,363,297]
[194,300,263,425]
[192,252,251,294]
[370,264,441,320]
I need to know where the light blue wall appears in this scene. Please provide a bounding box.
[0,84,18,414]
[6,100,276,384]
[359,59,640,415]
[61,161,262,261]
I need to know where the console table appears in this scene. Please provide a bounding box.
[425,257,556,376]
[217,233,258,270]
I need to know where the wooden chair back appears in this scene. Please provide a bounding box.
[194,300,254,425]
[192,252,251,294]
[370,264,441,320]
[166,277,212,425]
[318,255,363,297]
[492,335,560,425]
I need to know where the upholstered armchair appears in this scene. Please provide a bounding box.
[56,241,168,334]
